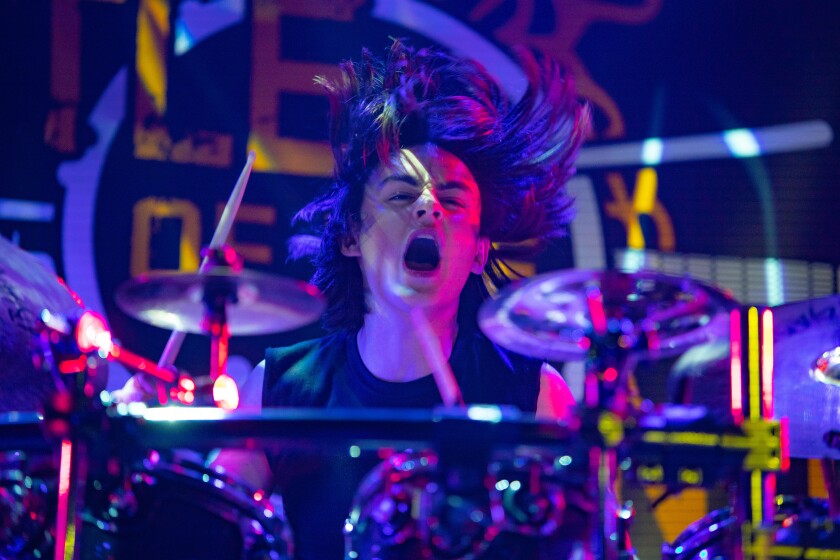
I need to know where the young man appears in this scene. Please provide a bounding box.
[224,41,591,558]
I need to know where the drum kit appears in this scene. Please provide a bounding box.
[1,230,839,559]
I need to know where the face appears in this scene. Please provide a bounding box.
[342,144,490,315]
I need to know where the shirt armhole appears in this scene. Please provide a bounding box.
[239,360,265,411]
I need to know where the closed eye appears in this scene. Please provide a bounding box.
[441,197,466,208]
[388,192,416,202]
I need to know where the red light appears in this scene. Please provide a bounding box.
[779,417,790,472]
[57,276,84,307]
[76,311,112,354]
[58,356,87,374]
[586,288,607,336]
[55,439,73,558]
[645,327,660,352]
[761,309,774,418]
[729,309,743,423]
[377,448,395,460]
[179,377,196,392]
[603,367,618,383]
[213,374,239,410]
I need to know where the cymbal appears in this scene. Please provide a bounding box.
[478,269,736,362]
[0,236,82,411]
[114,268,325,336]
[773,294,840,459]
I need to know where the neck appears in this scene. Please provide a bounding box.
[357,305,459,382]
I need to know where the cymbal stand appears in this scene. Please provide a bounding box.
[579,286,640,560]
[36,310,109,560]
[199,246,241,380]
[732,306,787,560]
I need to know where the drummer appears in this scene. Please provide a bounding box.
[219,41,591,558]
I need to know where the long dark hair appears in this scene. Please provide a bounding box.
[292,40,590,332]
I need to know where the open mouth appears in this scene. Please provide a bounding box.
[403,237,440,272]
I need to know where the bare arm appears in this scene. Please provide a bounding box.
[208,361,273,490]
[535,362,576,421]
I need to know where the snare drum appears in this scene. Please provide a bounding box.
[82,453,293,560]
[663,497,840,559]
[661,506,737,559]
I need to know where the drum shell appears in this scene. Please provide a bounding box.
[82,456,293,560]
[3,451,293,560]
[0,451,55,559]
[662,498,840,560]
[345,450,593,560]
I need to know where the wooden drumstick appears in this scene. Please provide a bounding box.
[410,308,464,408]
[156,150,257,370]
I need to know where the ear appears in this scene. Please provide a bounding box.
[340,233,361,257]
[471,237,490,274]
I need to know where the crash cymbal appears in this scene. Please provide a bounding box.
[0,236,82,411]
[773,294,840,459]
[114,268,325,336]
[478,269,736,362]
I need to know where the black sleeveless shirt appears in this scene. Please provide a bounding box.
[262,325,543,559]
[263,325,541,411]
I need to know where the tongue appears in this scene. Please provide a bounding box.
[404,238,440,271]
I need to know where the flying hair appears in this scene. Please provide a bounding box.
[291,39,590,331]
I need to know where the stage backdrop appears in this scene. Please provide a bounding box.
[2,0,839,554]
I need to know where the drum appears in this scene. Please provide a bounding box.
[345,449,503,559]
[660,506,738,559]
[0,451,55,559]
[345,449,591,560]
[81,453,294,560]
[662,497,840,559]
[488,451,568,537]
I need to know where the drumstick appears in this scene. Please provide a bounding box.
[410,308,464,408]
[157,151,257,369]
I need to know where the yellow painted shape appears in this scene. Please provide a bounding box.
[808,458,829,499]
[633,168,658,214]
[131,198,201,276]
[136,0,169,115]
[643,485,708,544]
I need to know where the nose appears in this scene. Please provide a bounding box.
[415,188,442,221]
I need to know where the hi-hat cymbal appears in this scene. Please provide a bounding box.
[773,294,840,459]
[478,269,736,362]
[115,268,325,336]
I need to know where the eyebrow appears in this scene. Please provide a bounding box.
[378,174,419,188]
